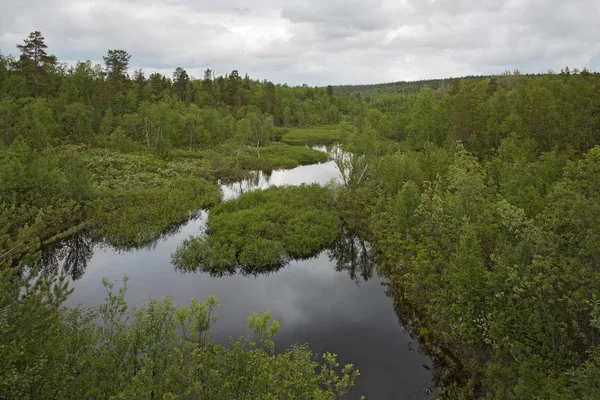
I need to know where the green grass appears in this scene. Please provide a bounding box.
[175,143,329,179]
[239,144,328,170]
[281,125,341,146]
[82,147,215,190]
[90,178,220,249]
[78,148,221,248]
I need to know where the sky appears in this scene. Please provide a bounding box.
[1,0,599,86]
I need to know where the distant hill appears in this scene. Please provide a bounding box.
[334,75,493,97]
[334,69,599,97]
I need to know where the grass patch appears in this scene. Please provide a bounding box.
[83,148,215,190]
[239,144,328,170]
[91,178,220,249]
[175,144,328,179]
[81,148,221,248]
[281,125,341,146]
[172,185,341,275]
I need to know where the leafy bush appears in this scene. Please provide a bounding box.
[0,269,361,399]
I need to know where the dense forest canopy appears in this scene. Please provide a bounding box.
[334,67,594,98]
[2,31,600,399]
[335,75,493,97]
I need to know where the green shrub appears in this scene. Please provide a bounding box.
[0,269,361,399]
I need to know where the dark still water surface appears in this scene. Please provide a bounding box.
[64,156,433,399]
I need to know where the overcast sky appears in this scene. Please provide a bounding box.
[1,0,599,86]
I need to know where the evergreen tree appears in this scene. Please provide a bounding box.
[103,49,131,79]
[15,31,56,97]
[227,69,243,108]
[103,49,131,105]
[172,67,189,102]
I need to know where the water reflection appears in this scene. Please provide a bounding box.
[312,144,329,153]
[41,231,94,280]
[173,226,375,281]
[40,152,433,399]
[174,250,288,277]
[221,170,272,200]
[42,212,207,280]
[385,281,465,397]
[221,160,340,200]
[328,227,375,283]
[63,244,433,399]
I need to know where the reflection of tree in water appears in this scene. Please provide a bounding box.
[39,211,206,281]
[41,231,95,280]
[175,226,376,283]
[228,170,273,199]
[384,280,468,396]
[175,260,287,278]
[261,169,273,184]
[327,227,375,283]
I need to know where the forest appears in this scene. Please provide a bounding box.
[2,31,600,399]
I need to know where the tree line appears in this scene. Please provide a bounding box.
[0,31,354,154]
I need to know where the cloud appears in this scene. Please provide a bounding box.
[1,0,598,85]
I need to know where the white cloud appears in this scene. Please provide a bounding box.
[1,0,598,85]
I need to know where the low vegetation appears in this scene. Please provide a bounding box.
[75,148,219,248]
[281,125,342,145]
[173,184,340,275]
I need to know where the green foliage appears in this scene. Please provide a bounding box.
[0,142,222,251]
[0,266,75,399]
[406,88,443,147]
[60,101,93,143]
[14,97,56,149]
[336,75,492,97]
[173,185,340,274]
[91,178,219,248]
[83,149,221,248]
[0,271,361,399]
[371,143,600,397]
[321,352,362,399]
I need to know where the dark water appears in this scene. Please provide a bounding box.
[60,154,433,399]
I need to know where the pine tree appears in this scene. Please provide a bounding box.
[172,67,190,102]
[103,49,131,79]
[16,31,56,97]
[103,49,131,108]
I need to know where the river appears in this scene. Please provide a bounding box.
[57,149,433,399]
